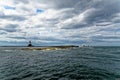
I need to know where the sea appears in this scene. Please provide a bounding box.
[0,46,120,80]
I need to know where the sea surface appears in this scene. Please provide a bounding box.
[0,47,120,80]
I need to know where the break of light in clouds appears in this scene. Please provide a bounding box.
[0,0,120,46]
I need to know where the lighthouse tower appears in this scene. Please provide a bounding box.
[27,41,33,47]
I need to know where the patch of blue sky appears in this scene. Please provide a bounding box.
[36,9,44,13]
[4,5,16,10]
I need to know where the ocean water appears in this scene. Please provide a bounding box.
[0,47,120,80]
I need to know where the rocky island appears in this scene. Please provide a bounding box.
[21,41,79,51]
[22,45,79,51]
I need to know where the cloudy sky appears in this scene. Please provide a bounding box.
[0,0,120,46]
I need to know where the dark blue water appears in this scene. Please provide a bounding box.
[0,47,120,80]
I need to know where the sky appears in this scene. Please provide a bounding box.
[0,0,120,46]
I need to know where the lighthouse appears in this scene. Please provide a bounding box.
[27,41,33,47]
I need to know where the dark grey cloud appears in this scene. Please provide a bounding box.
[55,0,120,30]
[13,0,29,4]
[52,0,80,9]
[92,35,120,40]
[0,31,7,35]
[26,36,62,42]
[113,19,120,23]
[0,15,26,21]
[0,12,4,16]
[61,23,87,29]
[83,0,120,24]
[90,34,120,43]
[95,21,111,26]
[43,0,94,10]
[112,15,120,23]
[9,36,26,39]
[53,0,120,12]
[0,24,19,32]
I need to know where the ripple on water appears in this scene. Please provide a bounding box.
[0,47,120,80]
